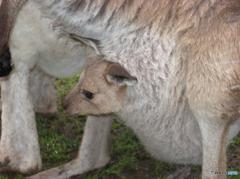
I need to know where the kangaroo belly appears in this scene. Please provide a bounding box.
[10,1,92,78]
[120,94,240,165]
[123,110,203,164]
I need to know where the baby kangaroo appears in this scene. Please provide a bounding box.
[64,58,137,115]
[64,58,240,179]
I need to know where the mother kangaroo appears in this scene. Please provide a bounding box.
[1,0,240,179]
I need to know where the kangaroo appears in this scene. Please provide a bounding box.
[64,59,137,116]
[0,0,92,174]
[1,0,240,178]
[63,58,240,179]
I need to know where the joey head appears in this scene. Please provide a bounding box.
[63,59,137,115]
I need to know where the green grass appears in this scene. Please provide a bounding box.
[0,76,239,179]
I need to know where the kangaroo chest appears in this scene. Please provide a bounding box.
[101,31,203,164]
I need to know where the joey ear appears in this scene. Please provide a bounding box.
[105,63,137,86]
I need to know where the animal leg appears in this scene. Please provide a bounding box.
[196,114,231,179]
[28,115,112,179]
[0,67,57,114]
[0,62,42,174]
[29,68,57,114]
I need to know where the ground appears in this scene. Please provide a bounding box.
[0,76,239,179]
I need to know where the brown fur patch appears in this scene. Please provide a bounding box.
[0,0,10,54]
[220,0,240,23]
[0,0,27,55]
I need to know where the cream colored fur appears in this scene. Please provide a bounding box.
[64,60,240,179]
[0,0,93,173]
[28,1,240,179]
[1,0,240,178]
[0,67,57,114]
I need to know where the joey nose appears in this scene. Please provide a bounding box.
[0,47,13,77]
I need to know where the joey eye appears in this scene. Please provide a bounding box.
[82,89,94,100]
